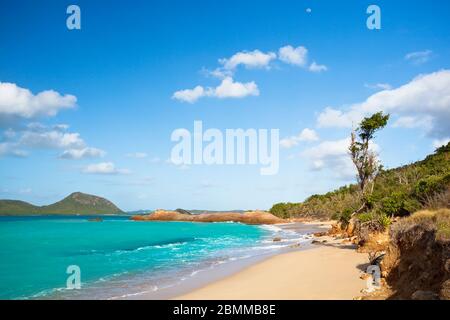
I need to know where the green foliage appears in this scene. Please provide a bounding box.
[350,112,390,195]
[358,112,390,141]
[331,212,340,220]
[381,191,411,217]
[364,194,376,209]
[377,213,392,229]
[269,142,450,220]
[391,209,450,242]
[339,208,353,227]
[414,174,450,201]
[269,202,294,219]
[357,212,374,223]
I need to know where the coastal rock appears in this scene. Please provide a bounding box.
[313,232,327,237]
[411,290,439,300]
[377,209,450,300]
[273,237,282,242]
[328,223,344,236]
[132,210,285,225]
[440,279,450,300]
[175,208,192,215]
[346,218,356,236]
[445,259,450,273]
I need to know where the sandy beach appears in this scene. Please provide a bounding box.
[176,238,369,300]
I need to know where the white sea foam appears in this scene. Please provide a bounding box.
[258,224,283,233]
[107,286,158,300]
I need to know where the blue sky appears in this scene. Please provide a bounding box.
[1,0,449,211]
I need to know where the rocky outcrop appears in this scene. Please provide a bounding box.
[132,210,285,225]
[379,209,450,300]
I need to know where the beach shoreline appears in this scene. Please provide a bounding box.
[120,221,328,300]
[174,235,369,300]
[125,220,369,300]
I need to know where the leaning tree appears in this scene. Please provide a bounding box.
[349,111,389,215]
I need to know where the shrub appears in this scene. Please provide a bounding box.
[331,212,340,220]
[425,187,450,209]
[435,209,450,241]
[377,213,392,229]
[381,192,406,217]
[339,208,353,227]
[357,212,374,223]
[269,203,290,219]
[268,143,449,221]
[391,208,450,242]
[414,174,450,202]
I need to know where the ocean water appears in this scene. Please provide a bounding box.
[0,216,312,299]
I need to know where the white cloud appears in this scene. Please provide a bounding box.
[278,46,327,72]
[392,115,433,130]
[317,107,359,128]
[202,67,233,79]
[20,130,85,149]
[365,83,392,90]
[172,77,259,103]
[0,82,76,119]
[126,152,148,159]
[302,138,379,180]
[308,61,328,72]
[219,50,276,70]
[432,137,449,149]
[213,77,259,98]
[53,124,70,131]
[280,128,319,149]
[299,128,320,141]
[172,86,205,104]
[316,70,450,138]
[60,147,106,160]
[82,162,130,175]
[0,123,104,159]
[279,138,298,149]
[278,45,308,66]
[0,142,28,157]
[302,138,354,179]
[175,45,326,103]
[405,50,432,65]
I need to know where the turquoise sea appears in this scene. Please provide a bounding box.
[0,215,311,299]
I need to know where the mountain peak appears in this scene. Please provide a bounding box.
[0,192,123,215]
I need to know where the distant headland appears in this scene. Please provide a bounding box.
[0,192,124,215]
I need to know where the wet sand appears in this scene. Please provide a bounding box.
[175,235,369,300]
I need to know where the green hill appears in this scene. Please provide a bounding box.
[270,142,450,220]
[0,192,124,215]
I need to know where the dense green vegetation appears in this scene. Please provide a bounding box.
[270,142,450,221]
[0,192,124,215]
